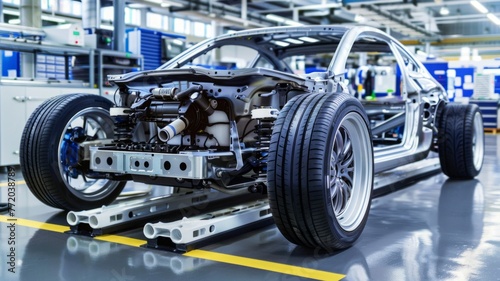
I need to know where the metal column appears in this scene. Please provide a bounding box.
[0,1,3,23]
[113,0,125,52]
[82,0,101,29]
[20,0,42,78]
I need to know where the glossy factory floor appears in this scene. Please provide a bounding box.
[1,135,500,281]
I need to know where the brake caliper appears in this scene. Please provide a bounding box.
[60,127,86,179]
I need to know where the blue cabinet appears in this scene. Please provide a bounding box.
[469,99,500,129]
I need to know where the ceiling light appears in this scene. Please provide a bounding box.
[470,0,488,14]
[100,24,114,30]
[354,14,367,22]
[299,36,319,43]
[271,40,290,47]
[284,38,304,44]
[266,14,302,26]
[172,39,184,45]
[440,6,449,16]
[303,10,329,17]
[128,3,147,8]
[41,15,66,23]
[487,13,500,25]
[144,0,183,7]
[3,10,19,16]
[162,1,183,7]
[265,14,286,23]
[283,19,303,26]
[8,19,21,25]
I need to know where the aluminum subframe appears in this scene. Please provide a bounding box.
[89,148,213,179]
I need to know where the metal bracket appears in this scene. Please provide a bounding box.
[66,190,224,236]
[143,199,273,252]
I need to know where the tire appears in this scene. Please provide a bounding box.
[268,93,374,251]
[20,94,126,211]
[438,104,484,179]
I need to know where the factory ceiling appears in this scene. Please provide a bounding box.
[126,0,500,41]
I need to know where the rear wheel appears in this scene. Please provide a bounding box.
[438,104,484,179]
[20,94,125,210]
[268,93,373,251]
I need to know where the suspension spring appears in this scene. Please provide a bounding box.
[251,108,279,180]
[253,118,274,180]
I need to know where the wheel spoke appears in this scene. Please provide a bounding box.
[92,128,103,139]
[343,149,354,166]
[330,153,337,175]
[339,178,351,206]
[342,137,352,156]
[335,130,344,157]
[331,180,343,214]
[82,116,88,132]
[342,174,354,188]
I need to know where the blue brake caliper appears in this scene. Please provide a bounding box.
[60,127,85,179]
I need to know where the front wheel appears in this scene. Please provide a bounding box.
[268,93,374,251]
[20,94,125,210]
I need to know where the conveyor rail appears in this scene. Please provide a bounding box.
[66,157,441,251]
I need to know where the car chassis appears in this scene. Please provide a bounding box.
[20,25,484,251]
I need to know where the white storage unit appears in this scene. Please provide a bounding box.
[0,84,99,166]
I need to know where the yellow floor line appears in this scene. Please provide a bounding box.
[185,249,345,281]
[0,215,345,280]
[0,180,26,187]
[94,234,146,247]
[0,215,69,233]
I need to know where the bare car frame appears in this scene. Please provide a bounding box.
[20,25,484,251]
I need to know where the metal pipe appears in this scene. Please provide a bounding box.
[158,117,189,142]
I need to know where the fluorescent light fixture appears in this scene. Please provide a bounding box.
[8,19,21,25]
[303,10,329,17]
[161,1,184,7]
[145,0,183,7]
[470,0,488,13]
[284,19,303,26]
[271,40,290,47]
[284,38,304,44]
[266,14,285,23]
[100,24,114,30]
[172,39,184,45]
[354,14,367,23]
[41,15,66,23]
[299,36,319,43]
[128,3,147,8]
[440,6,449,16]
[2,9,19,16]
[487,13,500,25]
[266,14,302,26]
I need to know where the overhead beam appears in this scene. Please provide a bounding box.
[400,34,500,46]
[362,4,436,37]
